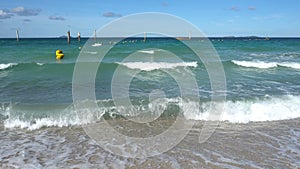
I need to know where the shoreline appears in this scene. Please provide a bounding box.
[1,117,299,168]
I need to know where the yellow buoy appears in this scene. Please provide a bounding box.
[56,50,64,60]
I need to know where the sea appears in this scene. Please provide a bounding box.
[0,37,300,168]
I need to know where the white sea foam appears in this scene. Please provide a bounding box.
[186,95,300,123]
[138,50,155,54]
[0,63,18,70]
[250,53,269,57]
[117,61,198,71]
[4,117,82,130]
[3,95,300,130]
[0,63,44,70]
[91,43,102,47]
[2,104,101,130]
[279,62,300,69]
[232,60,277,68]
[232,60,300,70]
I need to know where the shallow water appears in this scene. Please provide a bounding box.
[1,118,299,169]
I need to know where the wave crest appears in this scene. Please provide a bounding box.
[2,95,300,130]
[117,62,198,71]
[0,63,18,70]
[232,60,300,69]
[186,95,300,123]
[138,50,155,54]
[279,62,300,69]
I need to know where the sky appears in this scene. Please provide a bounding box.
[0,0,300,37]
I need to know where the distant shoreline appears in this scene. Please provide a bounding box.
[1,36,300,39]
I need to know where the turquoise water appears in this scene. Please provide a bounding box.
[0,38,300,127]
[1,37,300,169]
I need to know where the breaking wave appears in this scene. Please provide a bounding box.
[1,95,300,130]
[232,60,300,69]
[0,63,18,70]
[116,61,198,71]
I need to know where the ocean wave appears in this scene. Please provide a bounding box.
[249,53,269,57]
[91,43,102,47]
[186,95,300,123]
[0,62,68,72]
[280,52,300,58]
[2,104,94,130]
[232,60,277,68]
[2,95,300,130]
[116,61,198,71]
[84,51,98,55]
[232,60,300,69]
[249,52,300,59]
[279,62,300,69]
[0,62,45,70]
[4,117,79,130]
[0,63,18,70]
[138,50,155,54]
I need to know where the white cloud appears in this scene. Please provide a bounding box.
[11,6,41,16]
[11,6,25,13]
[0,9,13,19]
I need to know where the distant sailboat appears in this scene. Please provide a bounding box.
[92,30,101,46]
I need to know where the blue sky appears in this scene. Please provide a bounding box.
[0,0,299,37]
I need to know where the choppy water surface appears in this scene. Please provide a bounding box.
[0,38,300,168]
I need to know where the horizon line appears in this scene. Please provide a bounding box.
[1,36,300,39]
